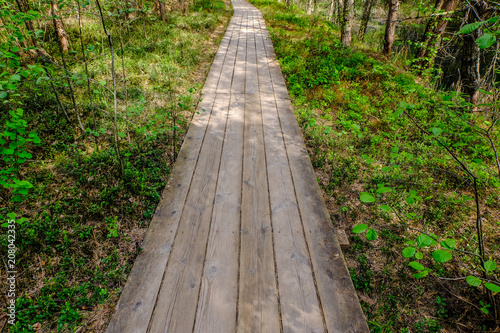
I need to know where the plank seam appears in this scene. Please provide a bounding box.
[259,92,284,333]
[191,93,232,333]
[146,95,217,333]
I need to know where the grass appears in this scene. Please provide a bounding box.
[0,1,231,331]
[250,0,500,331]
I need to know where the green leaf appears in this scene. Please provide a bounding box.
[412,270,429,279]
[99,80,106,86]
[432,249,452,262]
[415,252,423,260]
[430,127,442,136]
[381,166,391,172]
[406,196,415,204]
[1,222,8,228]
[360,192,375,203]
[402,247,416,258]
[380,204,391,212]
[475,34,496,49]
[366,228,377,241]
[484,283,500,293]
[441,238,456,250]
[409,261,425,271]
[466,275,482,287]
[458,22,482,34]
[417,234,433,248]
[376,187,391,194]
[118,132,126,138]
[352,223,368,234]
[484,260,497,272]
[10,74,21,81]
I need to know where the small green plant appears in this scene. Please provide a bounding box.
[106,216,119,238]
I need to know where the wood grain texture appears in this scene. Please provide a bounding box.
[194,93,244,333]
[148,96,230,333]
[237,93,280,333]
[261,93,325,333]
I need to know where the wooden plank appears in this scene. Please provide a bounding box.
[255,13,273,96]
[237,93,281,333]
[194,93,244,333]
[275,97,370,333]
[202,17,237,95]
[261,93,325,333]
[217,13,243,94]
[106,94,217,333]
[231,12,247,94]
[148,96,230,333]
[245,13,258,94]
[258,18,289,98]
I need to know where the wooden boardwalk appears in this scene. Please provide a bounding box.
[107,0,368,332]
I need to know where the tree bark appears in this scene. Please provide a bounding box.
[358,0,375,40]
[307,0,314,14]
[383,0,399,56]
[50,1,69,52]
[159,1,167,21]
[328,0,335,22]
[286,0,291,7]
[460,1,489,105]
[341,0,354,46]
[336,0,343,24]
[413,0,456,71]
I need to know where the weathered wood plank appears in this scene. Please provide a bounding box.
[231,12,247,94]
[193,93,244,333]
[255,13,273,96]
[148,96,230,333]
[202,17,237,95]
[217,14,242,94]
[275,97,370,333]
[106,94,217,333]
[237,93,281,333]
[261,93,325,333]
[245,14,258,94]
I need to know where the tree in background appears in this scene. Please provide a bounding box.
[358,0,376,41]
[412,0,457,72]
[383,0,399,56]
[340,0,354,46]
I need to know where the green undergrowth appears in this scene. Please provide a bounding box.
[0,1,231,331]
[252,0,500,331]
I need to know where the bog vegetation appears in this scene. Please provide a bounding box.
[0,0,499,331]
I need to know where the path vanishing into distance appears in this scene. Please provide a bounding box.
[107,0,368,331]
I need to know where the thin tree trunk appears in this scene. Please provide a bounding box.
[286,0,291,7]
[307,0,314,14]
[49,1,69,52]
[95,0,124,175]
[460,1,488,105]
[358,0,375,40]
[341,0,354,46]
[50,0,84,132]
[336,0,343,24]
[383,0,399,56]
[159,1,166,21]
[328,0,335,22]
[413,0,456,71]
